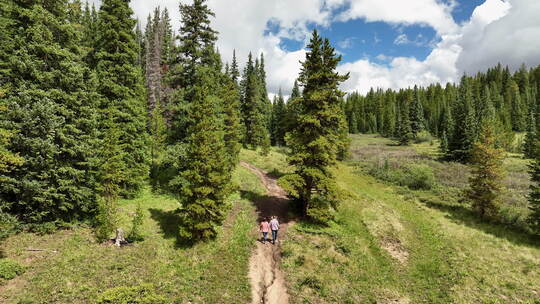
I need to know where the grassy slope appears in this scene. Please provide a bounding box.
[0,166,264,304]
[244,140,540,303]
[2,142,539,303]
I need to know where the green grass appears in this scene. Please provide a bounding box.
[2,141,539,304]
[0,165,262,304]
[239,147,292,176]
[272,134,540,303]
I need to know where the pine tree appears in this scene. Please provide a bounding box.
[167,0,234,241]
[230,50,240,85]
[284,79,302,136]
[95,114,125,242]
[145,7,164,114]
[160,8,175,67]
[0,0,100,223]
[239,53,270,151]
[279,30,349,222]
[167,0,218,142]
[221,68,242,171]
[528,137,540,235]
[270,89,286,146]
[349,111,358,134]
[524,111,536,158]
[467,123,505,219]
[95,0,149,198]
[410,85,425,138]
[177,66,231,241]
[397,93,413,146]
[448,76,477,162]
[506,80,526,131]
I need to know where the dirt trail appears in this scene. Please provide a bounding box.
[240,161,290,304]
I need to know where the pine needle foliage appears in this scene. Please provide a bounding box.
[95,0,149,198]
[279,30,349,222]
[466,123,505,220]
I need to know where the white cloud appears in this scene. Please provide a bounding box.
[340,0,540,94]
[456,0,540,74]
[86,0,540,96]
[336,0,458,35]
[338,37,355,49]
[394,34,409,45]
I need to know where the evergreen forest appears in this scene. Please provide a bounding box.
[1,1,539,303]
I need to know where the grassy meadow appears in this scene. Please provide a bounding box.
[2,136,540,304]
[247,135,540,304]
[0,166,263,304]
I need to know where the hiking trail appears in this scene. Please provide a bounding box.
[240,161,290,304]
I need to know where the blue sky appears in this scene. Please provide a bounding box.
[275,0,482,65]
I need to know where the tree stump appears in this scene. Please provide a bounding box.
[114,228,126,247]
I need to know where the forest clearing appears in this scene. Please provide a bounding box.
[1,0,540,303]
[2,138,540,303]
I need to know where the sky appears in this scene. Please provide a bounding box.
[89,0,540,96]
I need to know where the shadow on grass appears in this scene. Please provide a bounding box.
[148,208,194,249]
[266,169,286,180]
[424,200,540,248]
[240,190,295,224]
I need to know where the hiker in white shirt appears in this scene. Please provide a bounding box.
[269,216,280,244]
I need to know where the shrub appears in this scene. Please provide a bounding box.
[128,204,145,242]
[368,161,436,190]
[95,197,117,243]
[414,131,434,144]
[404,164,436,190]
[306,196,338,225]
[96,285,166,304]
[28,222,58,235]
[0,209,21,240]
[0,259,25,280]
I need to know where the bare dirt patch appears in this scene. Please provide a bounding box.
[381,236,409,265]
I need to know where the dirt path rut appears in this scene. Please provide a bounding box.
[240,161,290,304]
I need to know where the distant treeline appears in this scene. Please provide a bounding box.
[343,64,540,161]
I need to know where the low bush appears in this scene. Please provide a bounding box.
[0,209,21,240]
[28,222,58,235]
[404,164,436,190]
[414,131,434,144]
[0,259,25,280]
[96,284,166,304]
[368,161,436,190]
[128,204,145,242]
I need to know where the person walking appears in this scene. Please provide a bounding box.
[259,218,270,244]
[270,216,280,244]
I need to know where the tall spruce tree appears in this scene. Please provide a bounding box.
[467,123,505,219]
[284,79,302,136]
[177,67,231,241]
[270,89,286,146]
[240,53,270,151]
[230,50,240,85]
[221,65,242,171]
[167,0,218,142]
[279,30,349,221]
[397,93,413,146]
[169,0,234,241]
[448,76,477,162]
[528,139,540,235]
[0,0,100,223]
[95,113,125,241]
[410,85,425,138]
[95,0,149,198]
